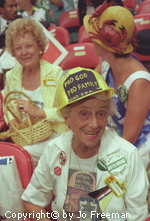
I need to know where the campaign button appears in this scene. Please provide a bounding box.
[106,154,127,175]
[117,85,128,102]
[59,151,66,165]
[97,158,108,171]
[54,166,61,176]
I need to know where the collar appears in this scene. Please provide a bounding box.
[32,5,40,12]
[11,59,53,80]
[10,63,23,81]
[98,128,120,158]
[52,130,73,152]
[0,17,11,34]
[40,59,56,79]
[53,129,120,158]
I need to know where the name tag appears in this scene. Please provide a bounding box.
[104,175,126,197]
[43,79,56,86]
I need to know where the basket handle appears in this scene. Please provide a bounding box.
[4,90,38,145]
[4,90,37,107]
[4,97,22,123]
[8,111,32,145]
[4,91,37,123]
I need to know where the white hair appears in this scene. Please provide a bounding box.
[60,92,117,118]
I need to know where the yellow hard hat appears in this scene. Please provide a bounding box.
[68,171,96,192]
[83,2,138,54]
[57,67,114,115]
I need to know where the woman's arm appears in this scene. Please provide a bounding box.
[122,78,150,144]
[3,69,21,123]
[15,99,46,118]
[23,201,51,221]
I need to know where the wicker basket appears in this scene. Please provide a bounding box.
[4,91,53,146]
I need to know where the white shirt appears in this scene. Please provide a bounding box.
[22,129,148,221]
[22,86,44,110]
[18,6,47,22]
[0,16,10,35]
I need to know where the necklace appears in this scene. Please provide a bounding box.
[70,148,100,220]
[72,147,98,193]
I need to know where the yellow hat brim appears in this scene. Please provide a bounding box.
[57,67,114,115]
[83,15,134,54]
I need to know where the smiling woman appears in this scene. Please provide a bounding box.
[13,33,41,70]
[22,67,149,221]
[3,18,69,168]
[65,98,109,157]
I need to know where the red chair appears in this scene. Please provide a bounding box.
[0,142,54,220]
[78,25,92,43]
[48,26,70,47]
[135,0,150,14]
[0,142,33,189]
[0,91,6,131]
[59,9,80,29]
[59,42,103,70]
[134,13,150,31]
[132,13,150,61]
[122,0,136,9]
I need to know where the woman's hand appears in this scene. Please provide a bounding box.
[9,119,20,130]
[15,99,46,118]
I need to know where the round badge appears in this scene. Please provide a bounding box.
[97,158,108,171]
[59,151,66,165]
[106,154,127,175]
[54,166,61,176]
[117,85,128,102]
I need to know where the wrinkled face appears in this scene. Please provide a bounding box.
[16,0,28,10]
[65,98,108,150]
[13,33,41,69]
[0,0,17,21]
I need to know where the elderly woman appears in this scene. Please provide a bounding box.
[3,17,68,168]
[22,67,148,221]
[83,1,150,170]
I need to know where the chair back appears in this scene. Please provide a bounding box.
[0,142,33,189]
[48,26,70,47]
[134,13,150,31]
[132,13,150,61]
[59,42,103,70]
[59,9,80,29]
[136,0,150,14]
[122,0,136,9]
[78,25,92,43]
[0,142,53,220]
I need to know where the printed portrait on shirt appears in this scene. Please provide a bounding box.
[64,169,97,220]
